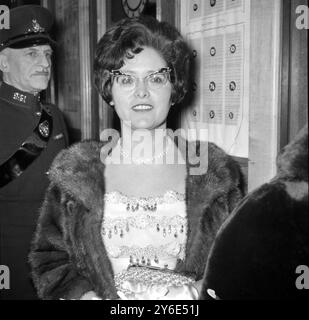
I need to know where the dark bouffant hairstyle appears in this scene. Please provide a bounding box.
[94,16,191,105]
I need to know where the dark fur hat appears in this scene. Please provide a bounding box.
[200,125,309,300]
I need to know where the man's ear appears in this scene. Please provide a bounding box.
[0,50,9,73]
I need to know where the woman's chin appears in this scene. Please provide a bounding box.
[122,117,166,131]
[131,120,156,130]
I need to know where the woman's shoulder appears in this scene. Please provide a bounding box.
[206,141,241,174]
[184,139,244,193]
[51,140,103,166]
[48,140,106,186]
[185,139,240,172]
[176,134,232,162]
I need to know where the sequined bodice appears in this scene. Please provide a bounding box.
[101,190,187,274]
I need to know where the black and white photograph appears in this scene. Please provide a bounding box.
[0,0,308,303]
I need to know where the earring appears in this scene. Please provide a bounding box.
[110,101,114,106]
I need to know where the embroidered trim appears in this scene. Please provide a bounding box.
[114,266,194,295]
[102,214,187,238]
[104,190,185,206]
[105,243,186,261]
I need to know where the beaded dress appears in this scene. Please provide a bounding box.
[102,190,187,273]
[100,136,198,299]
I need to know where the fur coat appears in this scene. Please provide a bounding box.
[200,125,309,300]
[29,138,244,300]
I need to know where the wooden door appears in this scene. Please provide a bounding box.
[43,0,98,143]
[280,0,308,149]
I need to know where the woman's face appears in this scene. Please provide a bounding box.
[111,46,172,131]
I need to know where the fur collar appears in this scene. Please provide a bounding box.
[49,137,241,213]
[49,140,106,213]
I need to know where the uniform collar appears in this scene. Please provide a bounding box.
[0,81,41,113]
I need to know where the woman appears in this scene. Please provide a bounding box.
[29,16,244,300]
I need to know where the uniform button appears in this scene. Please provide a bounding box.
[230,44,236,54]
[209,81,216,92]
[36,111,42,117]
[210,47,216,56]
[229,81,236,91]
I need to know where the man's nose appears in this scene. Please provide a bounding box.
[39,54,51,68]
[134,78,150,99]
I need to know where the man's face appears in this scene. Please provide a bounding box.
[0,44,52,94]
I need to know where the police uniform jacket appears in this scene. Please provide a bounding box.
[0,81,68,299]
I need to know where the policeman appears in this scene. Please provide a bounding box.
[0,5,68,299]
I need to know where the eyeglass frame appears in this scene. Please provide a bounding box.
[109,67,172,91]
